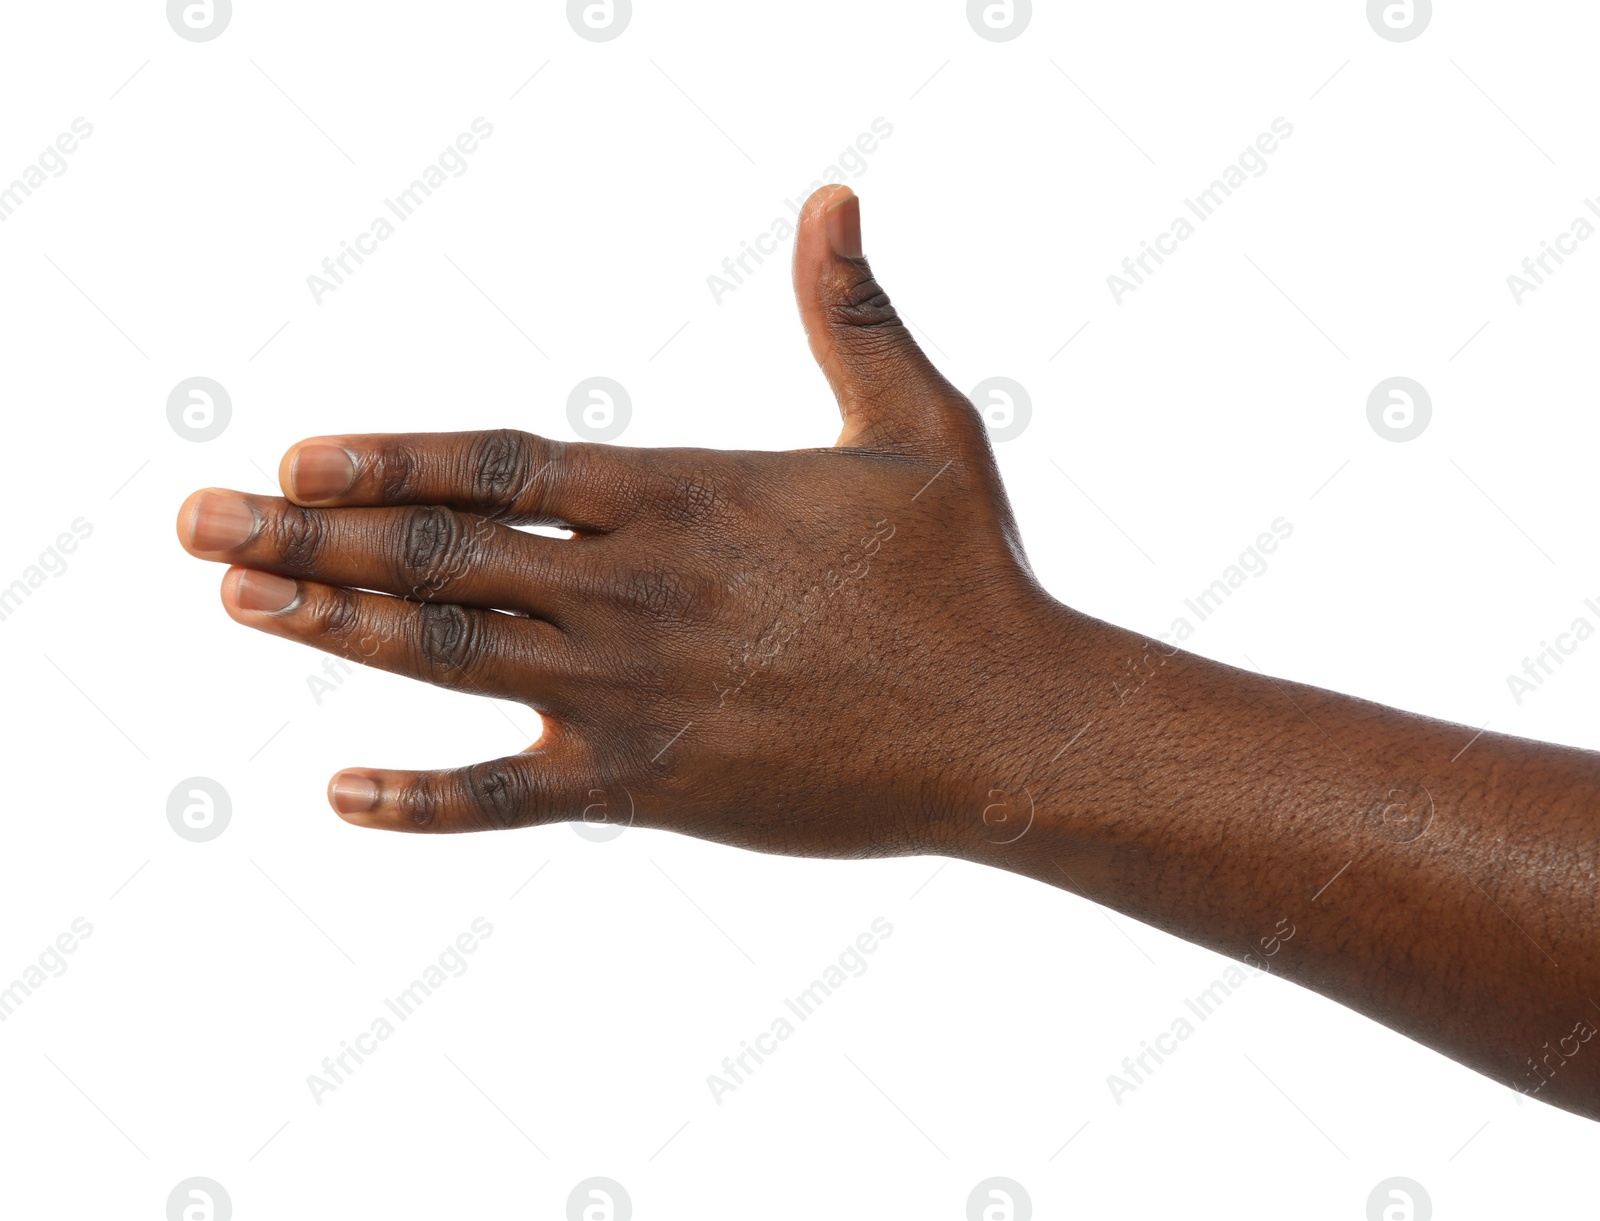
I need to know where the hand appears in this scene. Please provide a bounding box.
[176,185,1086,854]
[179,186,1600,1123]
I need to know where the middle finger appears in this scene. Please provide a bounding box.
[178,489,585,621]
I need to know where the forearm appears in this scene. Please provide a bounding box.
[951,602,1600,1120]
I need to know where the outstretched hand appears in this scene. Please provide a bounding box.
[180,185,1600,1123]
[177,185,1082,854]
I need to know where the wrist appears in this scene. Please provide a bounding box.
[927,594,1145,869]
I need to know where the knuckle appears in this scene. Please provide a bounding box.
[657,467,735,530]
[312,588,366,652]
[271,503,326,569]
[400,777,442,829]
[462,760,530,830]
[613,565,697,623]
[826,267,903,334]
[396,505,467,595]
[379,442,425,502]
[469,429,564,516]
[315,588,363,643]
[416,601,479,683]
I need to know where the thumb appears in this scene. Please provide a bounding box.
[792,184,979,453]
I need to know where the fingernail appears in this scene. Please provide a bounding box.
[330,774,380,815]
[825,191,863,259]
[190,494,258,552]
[235,570,299,613]
[291,444,357,501]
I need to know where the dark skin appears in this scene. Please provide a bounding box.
[178,183,1600,1122]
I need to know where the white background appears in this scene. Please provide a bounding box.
[1,1,1596,1217]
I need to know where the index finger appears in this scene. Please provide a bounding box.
[278,429,633,532]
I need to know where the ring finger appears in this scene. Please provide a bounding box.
[219,566,575,710]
